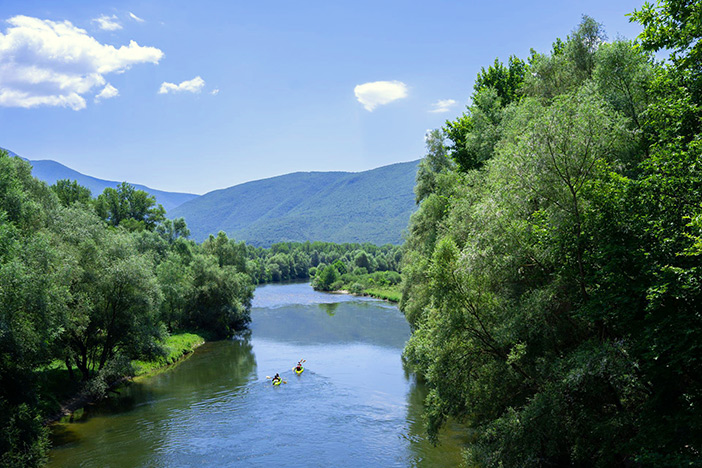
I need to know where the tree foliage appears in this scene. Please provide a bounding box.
[401,12,702,466]
[95,182,166,231]
[0,154,254,464]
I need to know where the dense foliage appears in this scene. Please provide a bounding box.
[244,240,402,290]
[0,158,253,466]
[401,10,701,467]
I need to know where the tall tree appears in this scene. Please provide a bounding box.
[51,179,92,207]
[95,182,165,231]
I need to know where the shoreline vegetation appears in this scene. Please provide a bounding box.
[46,280,401,427]
[329,287,402,303]
[397,8,702,466]
[43,331,206,425]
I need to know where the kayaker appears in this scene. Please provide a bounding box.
[295,361,303,372]
[272,373,281,383]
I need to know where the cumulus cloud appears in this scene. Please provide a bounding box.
[429,99,457,113]
[210,88,219,95]
[354,80,408,111]
[129,12,145,23]
[158,76,206,94]
[93,14,122,31]
[95,83,119,102]
[0,15,163,110]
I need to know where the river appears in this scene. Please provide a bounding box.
[48,282,466,467]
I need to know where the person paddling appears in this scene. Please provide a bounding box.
[272,373,281,384]
[294,359,305,374]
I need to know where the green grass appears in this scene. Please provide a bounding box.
[363,287,402,303]
[132,331,206,376]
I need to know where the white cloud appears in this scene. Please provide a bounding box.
[429,99,457,113]
[129,12,145,23]
[354,80,408,111]
[0,15,163,110]
[95,83,118,102]
[158,76,205,94]
[210,88,219,95]
[93,14,122,31]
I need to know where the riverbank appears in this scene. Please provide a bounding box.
[42,331,206,424]
[324,286,401,303]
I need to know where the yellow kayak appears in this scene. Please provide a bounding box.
[293,367,304,375]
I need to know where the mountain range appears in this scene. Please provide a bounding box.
[2,147,419,246]
[1,148,199,212]
[170,160,420,245]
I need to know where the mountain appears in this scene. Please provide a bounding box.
[1,147,198,212]
[170,160,420,246]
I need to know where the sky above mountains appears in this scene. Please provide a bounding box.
[1,0,644,194]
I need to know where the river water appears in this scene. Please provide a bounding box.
[48,282,466,467]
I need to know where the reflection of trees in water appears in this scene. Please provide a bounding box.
[182,336,257,389]
[65,337,258,421]
[319,302,340,316]
[252,302,410,348]
[403,362,468,467]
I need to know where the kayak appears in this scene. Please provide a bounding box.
[272,379,282,386]
[293,367,304,375]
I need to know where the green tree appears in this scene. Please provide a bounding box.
[156,217,190,244]
[474,55,527,106]
[631,0,701,75]
[442,112,472,171]
[95,182,165,231]
[415,129,455,202]
[187,254,253,337]
[51,207,164,381]
[203,231,247,272]
[50,179,92,207]
[156,252,193,330]
[461,87,505,171]
[593,40,653,132]
[314,264,340,291]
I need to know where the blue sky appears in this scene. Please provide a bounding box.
[1,0,645,195]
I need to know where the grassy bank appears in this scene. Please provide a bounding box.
[313,269,403,303]
[40,331,206,423]
[363,287,401,303]
[132,331,206,376]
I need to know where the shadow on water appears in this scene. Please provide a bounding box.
[402,363,471,467]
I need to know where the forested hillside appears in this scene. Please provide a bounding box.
[400,5,701,466]
[171,160,420,245]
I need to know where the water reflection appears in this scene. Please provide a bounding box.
[320,302,340,316]
[49,338,257,467]
[251,301,410,349]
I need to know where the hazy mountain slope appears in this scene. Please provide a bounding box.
[171,160,420,245]
[1,148,198,212]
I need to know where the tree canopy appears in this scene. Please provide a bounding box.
[401,12,702,466]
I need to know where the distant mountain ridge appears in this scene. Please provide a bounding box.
[1,147,198,212]
[3,146,420,246]
[170,160,420,246]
